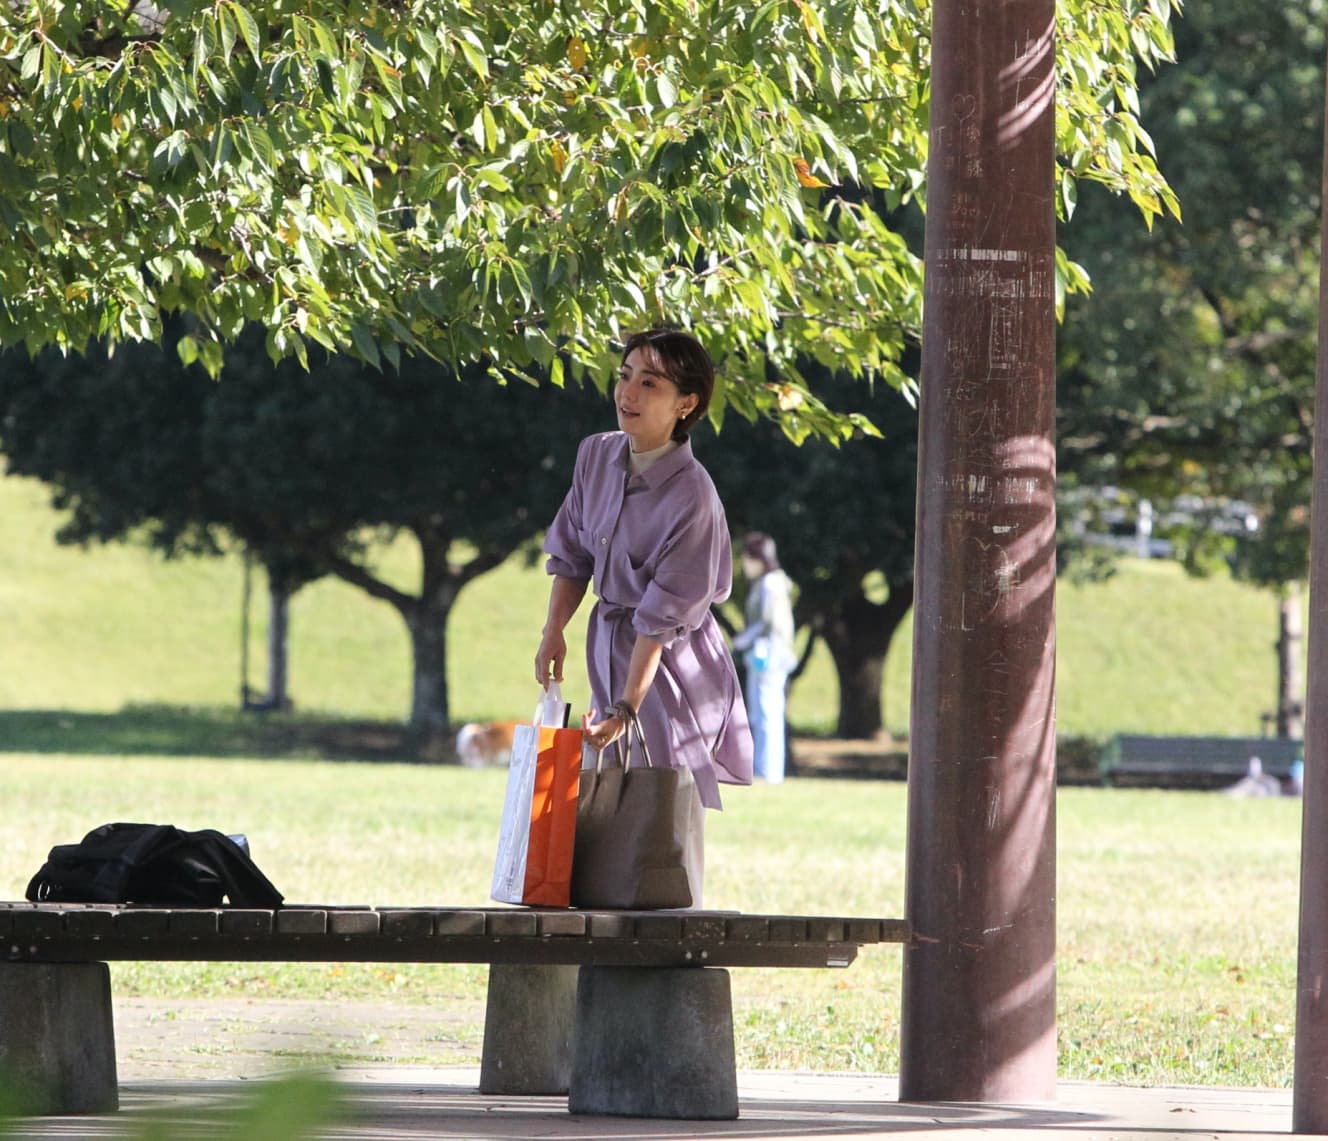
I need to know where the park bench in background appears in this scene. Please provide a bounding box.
[0,902,907,1120]
[1099,734,1302,789]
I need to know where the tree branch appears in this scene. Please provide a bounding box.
[325,553,414,613]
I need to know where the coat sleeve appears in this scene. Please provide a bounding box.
[633,481,731,647]
[543,438,594,579]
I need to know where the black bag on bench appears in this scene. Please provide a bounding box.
[25,822,284,907]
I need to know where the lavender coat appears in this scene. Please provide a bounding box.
[544,432,753,808]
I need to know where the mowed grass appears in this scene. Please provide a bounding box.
[0,473,1308,1084]
[0,474,1296,738]
[0,757,1300,1084]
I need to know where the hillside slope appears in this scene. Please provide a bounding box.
[0,473,1295,740]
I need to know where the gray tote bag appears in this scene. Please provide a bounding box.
[570,718,696,910]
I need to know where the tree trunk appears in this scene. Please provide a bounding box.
[1279,580,1306,739]
[266,572,292,710]
[819,580,915,739]
[327,528,513,738]
[826,635,887,739]
[406,591,456,736]
[403,531,469,736]
[241,555,297,712]
[240,554,255,708]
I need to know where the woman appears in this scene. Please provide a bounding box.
[731,532,797,783]
[535,327,753,904]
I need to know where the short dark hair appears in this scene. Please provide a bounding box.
[621,327,715,443]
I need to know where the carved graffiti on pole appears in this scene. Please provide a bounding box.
[932,92,981,179]
[960,536,1020,632]
[928,248,1054,312]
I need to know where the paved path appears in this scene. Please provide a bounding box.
[1,1070,1295,1140]
[0,999,1298,1139]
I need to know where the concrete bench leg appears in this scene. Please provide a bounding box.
[0,962,118,1114]
[569,965,737,1120]
[479,963,578,1094]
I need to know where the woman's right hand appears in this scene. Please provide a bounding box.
[535,629,567,688]
[581,708,627,752]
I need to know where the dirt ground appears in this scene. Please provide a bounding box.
[789,737,908,780]
[111,997,486,1081]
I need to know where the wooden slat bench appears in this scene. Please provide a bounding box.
[0,903,907,1120]
[1099,734,1302,789]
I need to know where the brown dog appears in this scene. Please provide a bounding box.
[455,720,522,767]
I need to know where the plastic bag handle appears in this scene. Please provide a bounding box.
[532,681,568,727]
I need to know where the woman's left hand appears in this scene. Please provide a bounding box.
[582,709,627,752]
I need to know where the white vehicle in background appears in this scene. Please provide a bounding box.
[1062,485,1259,561]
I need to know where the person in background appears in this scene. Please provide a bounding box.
[1222,755,1282,798]
[535,327,753,904]
[732,532,797,783]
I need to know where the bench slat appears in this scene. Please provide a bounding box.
[807,919,846,942]
[1,905,907,969]
[222,910,275,937]
[381,910,433,939]
[328,910,380,937]
[768,917,809,943]
[277,908,328,935]
[12,910,65,937]
[116,909,171,936]
[725,916,769,943]
[430,910,485,936]
[169,910,221,936]
[64,909,116,938]
[587,913,634,939]
[681,915,726,944]
[635,914,684,941]
[488,911,539,938]
[536,912,588,937]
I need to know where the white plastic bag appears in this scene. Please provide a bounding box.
[490,684,580,906]
[533,681,570,729]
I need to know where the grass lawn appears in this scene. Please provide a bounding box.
[0,473,1297,740]
[0,755,1301,1086]
[0,472,1307,1086]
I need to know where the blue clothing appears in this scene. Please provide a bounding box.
[733,569,796,782]
[746,666,789,783]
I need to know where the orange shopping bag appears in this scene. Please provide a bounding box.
[491,685,583,907]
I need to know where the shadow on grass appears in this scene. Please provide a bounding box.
[0,706,977,780]
[0,705,438,764]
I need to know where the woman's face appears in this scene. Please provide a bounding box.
[614,347,697,452]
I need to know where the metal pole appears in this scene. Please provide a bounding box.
[900,0,1058,1102]
[240,550,253,708]
[1291,49,1328,1137]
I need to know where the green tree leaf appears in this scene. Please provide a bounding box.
[0,0,1179,439]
